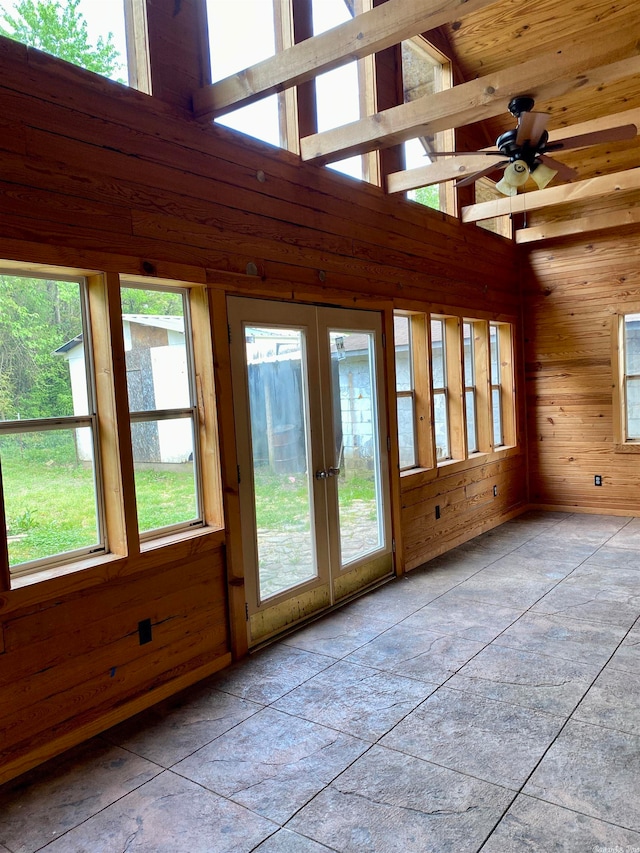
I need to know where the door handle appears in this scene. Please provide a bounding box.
[327,467,341,477]
[315,469,328,480]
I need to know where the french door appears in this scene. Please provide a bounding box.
[228,297,393,645]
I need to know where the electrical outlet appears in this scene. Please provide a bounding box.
[138,618,152,645]
[435,505,441,520]
[594,475,602,487]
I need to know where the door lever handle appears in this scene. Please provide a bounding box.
[315,469,328,480]
[327,467,341,477]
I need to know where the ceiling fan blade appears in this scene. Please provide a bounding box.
[537,154,579,182]
[424,149,501,157]
[545,124,637,152]
[516,111,550,147]
[456,161,508,188]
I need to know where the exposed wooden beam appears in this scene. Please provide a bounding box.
[194,0,501,119]
[462,168,640,223]
[515,205,640,244]
[387,104,640,194]
[300,42,640,163]
[387,154,505,193]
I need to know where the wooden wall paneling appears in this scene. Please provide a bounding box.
[0,546,230,783]
[400,453,527,568]
[88,272,140,558]
[523,229,640,511]
[208,288,249,660]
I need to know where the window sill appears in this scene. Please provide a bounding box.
[614,442,640,454]
[400,444,519,483]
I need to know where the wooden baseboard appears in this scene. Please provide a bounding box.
[0,652,232,787]
[526,503,639,518]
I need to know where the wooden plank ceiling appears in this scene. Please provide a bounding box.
[196,0,640,242]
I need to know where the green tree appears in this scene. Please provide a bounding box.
[0,0,122,79]
[0,275,81,421]
[412,184,441,211]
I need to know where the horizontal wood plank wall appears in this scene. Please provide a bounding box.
[0,539,230,784]
[523,225,640,511]
[0,33,524,782]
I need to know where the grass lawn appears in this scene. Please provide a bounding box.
[3,436,377,570]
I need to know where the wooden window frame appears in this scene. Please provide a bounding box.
[612,311,640,453]
[0,265,224,592]
[396,312,517,476]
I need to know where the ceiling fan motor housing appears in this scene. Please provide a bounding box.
[508,96,535,118]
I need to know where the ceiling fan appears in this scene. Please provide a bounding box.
[426,96,638,196]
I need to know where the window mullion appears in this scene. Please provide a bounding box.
[499,323,516,447]
[445,317,465,461]
[412,314,434,468]
[474,321,492,453]
[89,271,139,559]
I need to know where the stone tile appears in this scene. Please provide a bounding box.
[511,536,598,565]
[479,552,576,581]
[380,687,564,790]
[608,627,640,673]
[254,829,336,852]
[210,643,335,705]
[281,608,389,659]
[483,793,640,852]
[549,513,628,545]
[174,707,368,824]
[447,644,600,715]
[604,518,640,550]
[453,570,559,610]
[493,611,627,667]
[344,621,485,684]
[39,771,276,853]
[574,666,640,736]
[287,744,513,853]
[341,576,447,623]
[273,660,435,742]
[102,686,260,767]
[408,590,521,643]
[531,576,640,628]
[524,719,640,830]
[584,544,640,570]
[0,740,161,853]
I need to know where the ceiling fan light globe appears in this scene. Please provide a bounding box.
[505,159,530,187]
[496,175,518,196]
[531,162,558,189]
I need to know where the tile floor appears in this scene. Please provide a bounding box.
[2,511,640,852]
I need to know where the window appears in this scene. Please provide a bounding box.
[394,314,416,469]
[120,284,203,538]
[463,322,478,454]
[395,312,516,472]
[402,37,453,213]
[0,272,105,577]
[312,0,374,181]
[0,0,129,85]
[490,322,503,447]
[204,0,377,179]
[206,0,289,148]
[613,312,640,447]
[431,318,450,461]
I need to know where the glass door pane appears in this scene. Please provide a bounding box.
[244,326,317,601]
[328,329,384,566]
